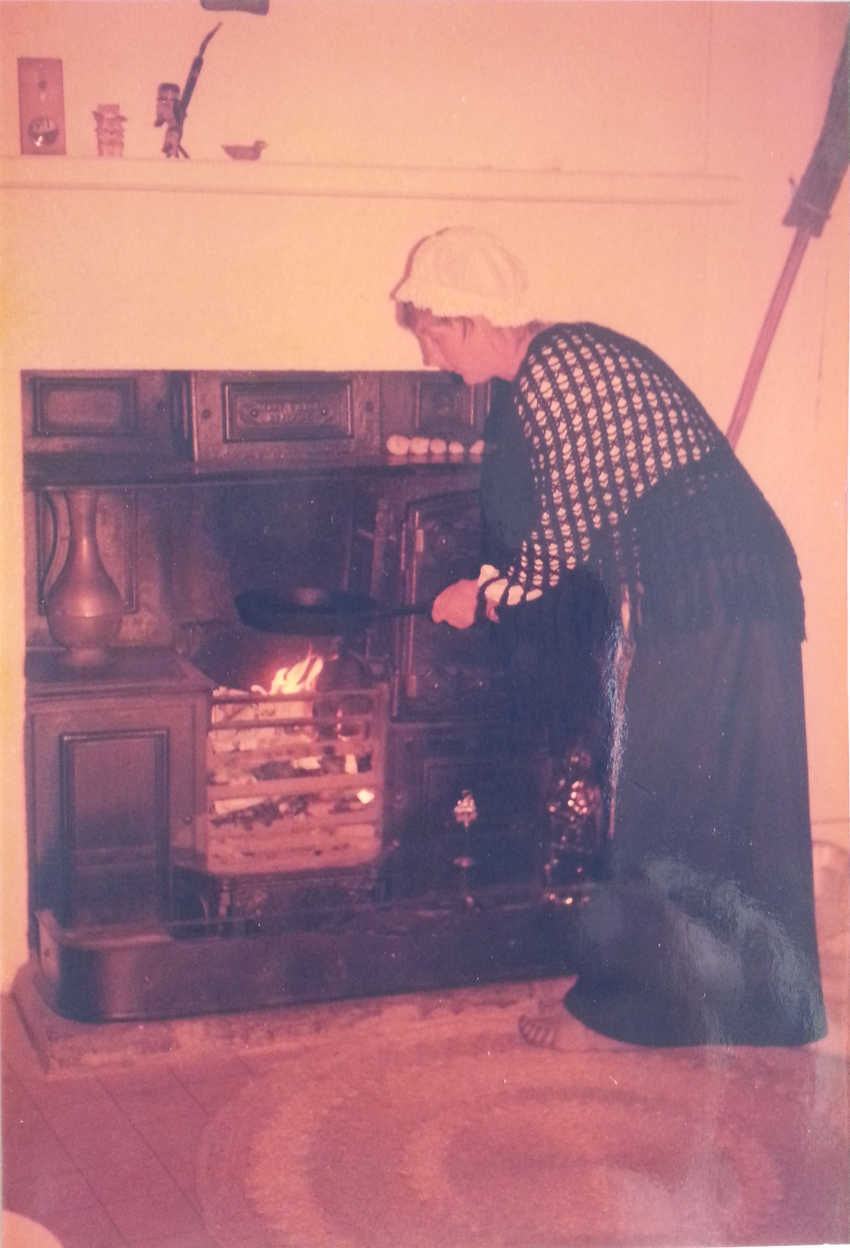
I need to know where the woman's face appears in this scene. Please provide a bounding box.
[406,308,495,385]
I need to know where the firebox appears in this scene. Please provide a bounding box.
[173,678,388,927]
[23,368,600,1021]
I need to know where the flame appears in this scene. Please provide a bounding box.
[250,648,324,697]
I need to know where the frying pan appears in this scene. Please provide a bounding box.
[235,587,433,635]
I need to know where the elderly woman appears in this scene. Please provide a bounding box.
[392,225,826,1048]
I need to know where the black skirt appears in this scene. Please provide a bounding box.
[564,611,827,1046]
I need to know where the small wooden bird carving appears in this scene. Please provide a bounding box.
[222,140,267,160]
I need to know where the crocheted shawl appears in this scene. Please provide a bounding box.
[482,323,805,638]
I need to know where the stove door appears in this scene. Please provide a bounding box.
[394,490,507,719]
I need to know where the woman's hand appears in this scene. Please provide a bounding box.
[431,579,480,629]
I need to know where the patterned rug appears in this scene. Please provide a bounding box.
[198,1027,848,1248]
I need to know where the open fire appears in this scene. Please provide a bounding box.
[250,648,325,698]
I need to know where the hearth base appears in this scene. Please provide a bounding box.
[34,896,583,1022]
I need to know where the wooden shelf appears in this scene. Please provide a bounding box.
[24,451,483,489]
[1,156,741,206]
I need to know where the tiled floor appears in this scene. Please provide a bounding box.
[3,834,847,1248]
[2,1001,257,1247]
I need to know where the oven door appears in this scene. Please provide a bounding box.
[394,490,507,719]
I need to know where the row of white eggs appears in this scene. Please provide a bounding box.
[385,435,485,458]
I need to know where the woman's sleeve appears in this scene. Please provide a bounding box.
[478,349,582,610]
[477,530,548,608]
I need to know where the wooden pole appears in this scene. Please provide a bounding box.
[725,227,812,449]
[724,25,847,448]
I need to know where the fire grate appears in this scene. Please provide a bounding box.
[203,685,387,876]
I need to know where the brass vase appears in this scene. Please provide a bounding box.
[45,489,123,667]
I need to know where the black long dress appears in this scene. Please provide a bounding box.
[480,324,826,1046]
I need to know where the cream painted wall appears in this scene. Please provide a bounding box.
[1,0,847,988]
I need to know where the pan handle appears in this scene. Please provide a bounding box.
[382,600,433,618]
